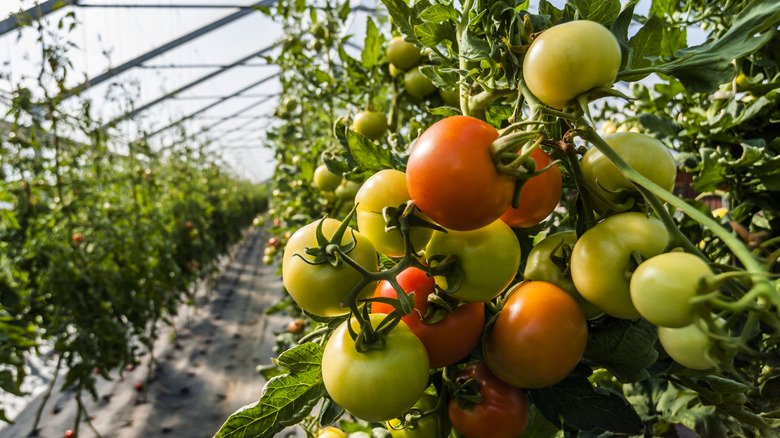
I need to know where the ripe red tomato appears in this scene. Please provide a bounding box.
[407,116,515,231]
[372,267,485,368]
[268,237,282,249]
[134,381,144,391]
[287,319,305,334]
[64,430,76,438]
[500,148,562,228]
[483,281,588,389]
[72,233,84,244]
[447,361,529,438]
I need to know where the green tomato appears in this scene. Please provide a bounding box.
[282,218,378,316]
[581,132,676,214]
[523,231,602,318]
[352,111,388,140]
[523,20,621,109]
[355,169,433,257]
[570,212,668,319]
[658,321,719,370]
[314,165,343,192]
[387,393,450,438]
[439,87,460,107]
[387,36,422,70]
[630,252,713,328]
[322,314,430,422]
[335,180,361,201]
[404,67,436,99]
[424,219,521,302]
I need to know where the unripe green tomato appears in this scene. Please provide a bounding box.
[314,165,343,192]
[262,254,274,265]
[352,111,388,140]
[335,180,361,201]
[523,231,602,318]
[404,67,436,99]
[570,212,668,319]
[439,87,460,107]
[291,155,302,166]
[387,36,422,70]
[658,321,719,370]
[630,252,713,328]
[386,393,450,438]
[523,20,621,109]
[581,132,676,214]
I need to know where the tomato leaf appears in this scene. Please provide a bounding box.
[583,318,659,383]
[420,4,459,23]
[519,405,563,438]
[528,363,644,435]
[213,343,326,438]
[380,0,420,44]
[362,18,381,69]
[622,14,664,81]
[345,129,397,172]
[569,0,621,27]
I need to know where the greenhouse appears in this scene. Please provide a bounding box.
[1,0,779,437]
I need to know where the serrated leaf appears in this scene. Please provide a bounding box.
[362,18,381,69]
[637,113,680,139]
[529,364,644,435]
[420,4,458,23]
[346,129,396,172]
[584,318,659,383]
[429,106,461,117]
[520,405,563,438]
[213,343,326,438]
[414,21,456,48]
[609,0,638,68]
[460,28,491,61]
[381,0,419,43]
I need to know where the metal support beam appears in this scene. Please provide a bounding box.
[74,3,259,8]
[203,95,274,130]
[0,0,78,37]
[143,73,278,139]
[102,43,277,128]
[64,0,277,99]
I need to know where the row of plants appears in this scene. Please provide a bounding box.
[0,7,268,435]
[226,0,780,437]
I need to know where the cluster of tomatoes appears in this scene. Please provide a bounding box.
[277,19,722,438]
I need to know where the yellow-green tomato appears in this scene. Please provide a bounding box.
[424,220,521,302]
[353,111,388,140]
[439,87,460,107]
[387,36,422,70]
[387,393,450,438]
[630,252,713,328]
[570,213,668,319]
[658,322,719,370]
[355,169,433,257]
[317,427,346,438]
[405,67,437,99]
[523,20,621,109]
[523,231,602,319]
[581,132,676,214]
[322,314,430,422]
[314,165,343,192]
[282,219,378,317]
[335,180,361,201]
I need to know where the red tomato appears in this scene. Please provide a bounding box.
[447,361,529,438]
[500,148,562,228]
[372,267,485,368]
[483,281,588,389]
[407,116,515,231]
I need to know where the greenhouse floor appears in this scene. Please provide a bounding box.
[0,227,303,438]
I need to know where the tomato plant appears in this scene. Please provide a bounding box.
[321,314,430,422]
[500,147,562,228]
[407,116,515,231]
[372,267,485,368]
[282,218,378,317]
[630,252,714,328]
[317,427,347,438]
[523,231,602,318]
[447,361,529,438]
[386,36,421,70]
[570,212,669,319]
[352,110,388,140]
[581,132,677,213]
[483,281,588,389]
[423,219,521,302]
[523,20,621,109]
[355,169,433,257]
